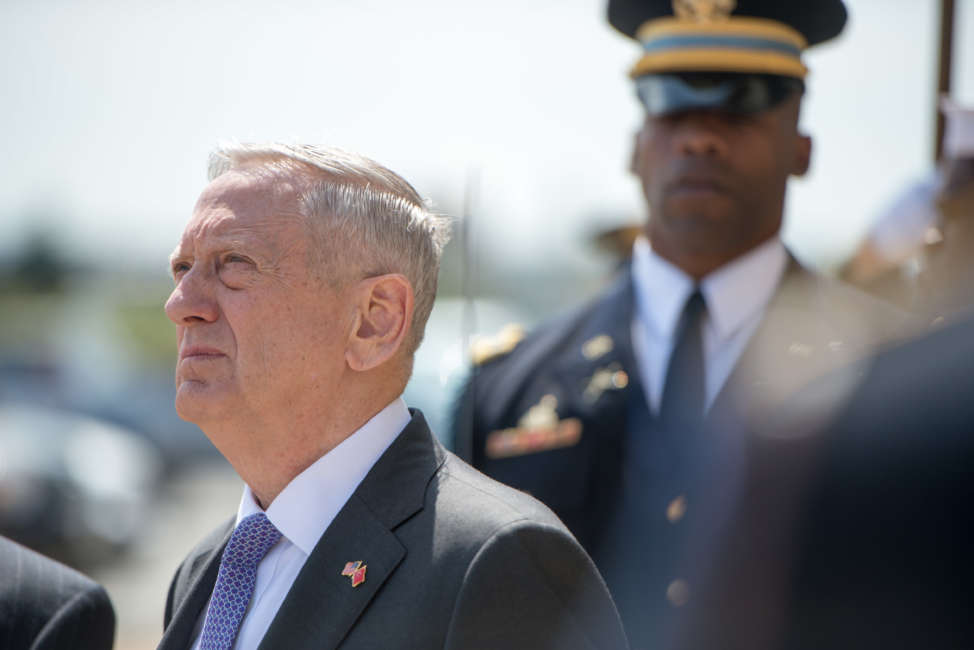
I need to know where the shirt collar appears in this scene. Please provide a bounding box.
[700,236,787,340]
[236,397,411,555]
[632,235,787,341]
[632,236,695,340]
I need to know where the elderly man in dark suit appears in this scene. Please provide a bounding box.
[452,1,905,647]
[0,535,115,650]
[158,144,627,650]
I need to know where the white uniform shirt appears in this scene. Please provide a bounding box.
[630,236,787,414]
[190,397,411,650]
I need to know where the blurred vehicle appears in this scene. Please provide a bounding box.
[0,357,220,474]
[79,372,222,471]
[0,403,162,567]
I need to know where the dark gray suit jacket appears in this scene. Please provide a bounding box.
[0,536,115,650]
[159,411,628,650]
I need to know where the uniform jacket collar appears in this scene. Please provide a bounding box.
[543,254,887,431]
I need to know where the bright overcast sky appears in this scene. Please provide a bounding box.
[1,0,972,271]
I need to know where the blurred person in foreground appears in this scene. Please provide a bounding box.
[678,311,974,649]
[0,534,115,650]
[452,1,904,647]
[844,97,974,321]
[157,144,627,650]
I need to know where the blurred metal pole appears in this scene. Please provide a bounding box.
[934,0,956,162]
[460,166,480,368]
[456,166,480,460]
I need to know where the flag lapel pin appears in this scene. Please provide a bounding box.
[341,561,367,587]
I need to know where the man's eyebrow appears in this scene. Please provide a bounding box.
[169,241,203,267]
[167,234,268,270]
[167,249,183,270]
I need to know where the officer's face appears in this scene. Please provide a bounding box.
[633,92,810,273]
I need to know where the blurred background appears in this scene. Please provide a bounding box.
[0,1,971,648]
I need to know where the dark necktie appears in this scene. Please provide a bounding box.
[660,290,707,426]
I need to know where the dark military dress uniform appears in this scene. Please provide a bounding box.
[452,2,909,646]
[454,261,902,648]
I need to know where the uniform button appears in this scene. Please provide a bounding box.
[666,495,687,523]
[666,579,690,607]
[611,370,629,389]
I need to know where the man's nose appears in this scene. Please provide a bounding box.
[673,112,731,158]
[165,267,219,325]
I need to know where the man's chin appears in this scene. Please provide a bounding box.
[174,381,234,425]
[663,195,735,226]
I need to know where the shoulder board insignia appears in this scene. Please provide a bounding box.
[471,323,525,366]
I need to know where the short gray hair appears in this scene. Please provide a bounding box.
[207,143,452,356]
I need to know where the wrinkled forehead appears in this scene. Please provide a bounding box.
[173,169,310,255]
[195,167,305,220]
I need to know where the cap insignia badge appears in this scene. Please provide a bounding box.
[341,561,367,587]
[673,0,736,21]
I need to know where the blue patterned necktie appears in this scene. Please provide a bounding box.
[198,512,282,650]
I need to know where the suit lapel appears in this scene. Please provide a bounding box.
[258,412,442,650]
[258,496,406,650]
[157,522,233,650]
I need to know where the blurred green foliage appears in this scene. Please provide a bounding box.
[113,295,178,367]
[0,293,65,350]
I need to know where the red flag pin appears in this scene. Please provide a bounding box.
[341,561,367,587]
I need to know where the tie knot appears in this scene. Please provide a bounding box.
[228,512,282,563]
[683,289,706,318]
[674,289,707,341]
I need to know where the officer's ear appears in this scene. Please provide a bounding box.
[791,133,812,177]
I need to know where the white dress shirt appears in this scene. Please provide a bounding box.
[190,397,412,650]
[630,236,787,414]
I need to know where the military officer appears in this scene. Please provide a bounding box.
[452,1,905,648]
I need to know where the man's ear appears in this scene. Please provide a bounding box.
[792,133,812,177]
[345,274,414,372]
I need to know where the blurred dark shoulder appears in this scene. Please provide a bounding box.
[690,316,974,650]
[0,535,116,650]
[771,308,974,443]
